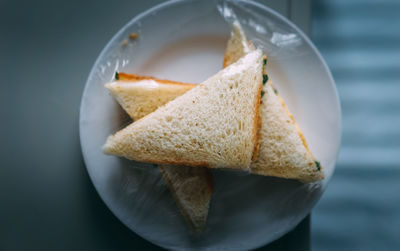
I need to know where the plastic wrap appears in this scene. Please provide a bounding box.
[79,0,341,250]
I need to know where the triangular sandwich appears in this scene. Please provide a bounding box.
[103,49,264,170]
[158,165,213,232]
[105,73,195,121]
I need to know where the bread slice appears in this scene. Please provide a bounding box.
[105,22,323,182]
[221,22,323,182]
[250,82,323,182]
[103,49,264,170]
[158,165,213,233]
[106,24,321,201]
[105,73,195,121]
[223,21,255,68]
[106,73,213,232]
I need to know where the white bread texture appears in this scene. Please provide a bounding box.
[103,50,264,170]
[223,21,255,68]
[106,73,213,232]
[223,22,323,182]
[158,165,213,233]
[250,82,323,182]
[105,22,323,183]
[105,74,195,121]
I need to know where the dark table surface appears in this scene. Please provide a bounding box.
[0,0,310,250]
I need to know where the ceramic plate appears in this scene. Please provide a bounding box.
[79,0,341,250]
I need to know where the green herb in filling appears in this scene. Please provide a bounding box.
[115,72,119,80]
[263,58,267,65]
[263,74,269,84]
[261,90,265,98]
[274,88,278,94]
[315,161,321,171]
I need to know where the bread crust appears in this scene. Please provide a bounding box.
[251,84,262,162]
[117,72,197,87]
[270,82,323,179]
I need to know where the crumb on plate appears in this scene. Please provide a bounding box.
[129,32,139,40]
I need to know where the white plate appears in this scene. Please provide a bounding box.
[79,0,341,250]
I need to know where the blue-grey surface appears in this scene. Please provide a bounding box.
[311,0,400,250]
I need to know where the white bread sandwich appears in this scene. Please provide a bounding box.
[224,21,323,182]
[105,73,196,121]
[105,22,323,182]
[106,73,212,232]
[223,20,255,68]
[158,164,213,232]
[251,76,323,183]
[103,49,264,170]
[222,21,323,182]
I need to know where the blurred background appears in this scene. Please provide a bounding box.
[1,0,399,250]
[312,0,400,249]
